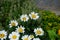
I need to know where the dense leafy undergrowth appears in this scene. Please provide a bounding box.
[0,0,60,40]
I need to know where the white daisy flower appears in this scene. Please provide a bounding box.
[29,35,34,39]
[34,28,44,36]
[0,30,7,40]
[29,12,39,20]
[33,38,40,40]
[20,14,29,22]
[9,20,18,28]
[16,26,25,33]
[9,32,20,40]
[22,35,31,40]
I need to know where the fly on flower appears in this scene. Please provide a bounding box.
[9,20,18,28]
[29,12,39,20]
[0,30,7,40]
[20,14,29,22]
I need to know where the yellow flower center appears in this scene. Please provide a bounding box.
[24,38,28,40]
[18,28,23,33]
[32,14,36,18]
[36,30,41,34]
[11,22,16,26]
[0,33,5,38]
[12,35,17,39]
[22,17,26,21]
[30,35,34,38]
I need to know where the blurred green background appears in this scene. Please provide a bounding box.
[0,0,60,40]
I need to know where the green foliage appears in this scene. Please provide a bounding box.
[0,0,60,40]
[47,29,58,40]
